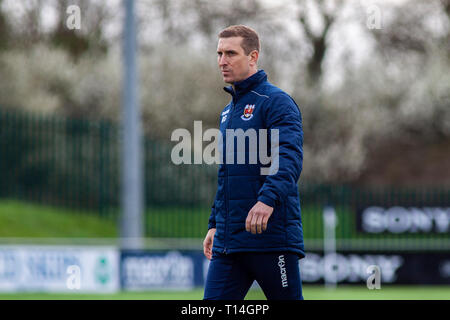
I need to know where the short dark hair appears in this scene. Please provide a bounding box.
[218,25,260,55]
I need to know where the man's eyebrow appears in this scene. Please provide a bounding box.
[217,49,237,54]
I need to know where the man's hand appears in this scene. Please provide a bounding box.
[203,228,216,260]
[246,201,274,234]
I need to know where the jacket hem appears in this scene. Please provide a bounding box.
[212,246,305,259]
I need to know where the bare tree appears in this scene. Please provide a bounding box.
[0,0,11,51]
[50,0,114,59]
[297,0,344,85]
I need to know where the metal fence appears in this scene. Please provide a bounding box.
[0,109,449,251]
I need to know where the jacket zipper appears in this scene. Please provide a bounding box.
[223,92,237,254]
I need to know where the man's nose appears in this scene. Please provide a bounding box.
[218,55,227,67]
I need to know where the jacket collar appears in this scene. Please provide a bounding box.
[223,70,267,98]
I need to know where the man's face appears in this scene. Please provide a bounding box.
[217,37,255,84]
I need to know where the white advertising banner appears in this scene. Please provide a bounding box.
[0,245,119,293]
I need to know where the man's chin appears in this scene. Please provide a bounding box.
[223,76,234,84]
[222,74,235,83]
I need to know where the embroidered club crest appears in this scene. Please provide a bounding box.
[241,104,255,121]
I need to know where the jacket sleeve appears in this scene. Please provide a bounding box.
[257,93,303,208]
[207,192,217,230]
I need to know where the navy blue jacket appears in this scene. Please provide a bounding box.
[208,70,304,258]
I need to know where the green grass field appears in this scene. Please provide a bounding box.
[0,200,117,238]
[0,286,449,300]
[1,199,449,249]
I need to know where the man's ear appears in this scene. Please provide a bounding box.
[249,50,259,67]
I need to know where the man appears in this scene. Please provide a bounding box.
[203,25,304,300]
